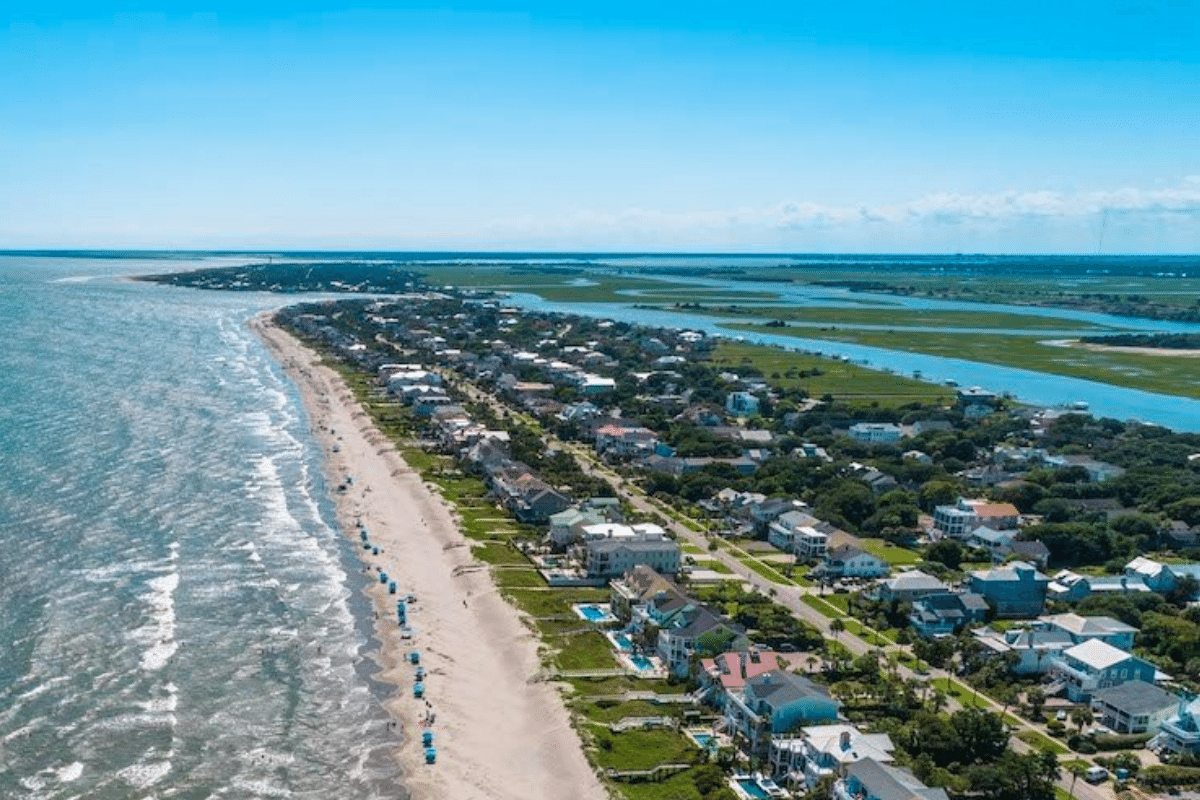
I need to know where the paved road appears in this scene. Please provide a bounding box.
[445,369,1116,800]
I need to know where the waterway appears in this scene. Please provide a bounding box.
[501,279,1200,431]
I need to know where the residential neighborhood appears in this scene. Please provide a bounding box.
[278,292,1200,800]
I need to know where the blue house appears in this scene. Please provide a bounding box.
[969,561,1049,618]
[908,591,989,638]
[724,669,841,753]
[725,391,760,417]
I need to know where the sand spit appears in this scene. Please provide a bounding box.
[251,315,608,800]
[1042,338,1200,357]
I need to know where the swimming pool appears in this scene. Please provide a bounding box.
[690,732,714,748]
[631,654,653,671]
[614,634,633,651]
[736,778,771,800]
[573,603,615,623]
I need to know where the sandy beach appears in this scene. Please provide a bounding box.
[251,315,609,800]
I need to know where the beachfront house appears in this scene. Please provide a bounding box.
[657,606,746,676]
[767,723,895,791]
[583,536,681,580]
[699,647,785,704]
[833,758,949,800]
[724,669,840,753]
[609,565,688,622]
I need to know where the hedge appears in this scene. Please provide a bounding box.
[1093,732,1152,751]
[1139,765,1200,788]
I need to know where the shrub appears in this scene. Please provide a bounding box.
[1139,764,1200,788]
[1093,732,1152,751]
[1067,734,1097,754]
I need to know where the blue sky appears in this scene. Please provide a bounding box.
[2,2,1198,252]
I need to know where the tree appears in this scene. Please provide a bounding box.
[925,539,965,570]
[919,480,959,511]
[1070,705,1094,734]
[1065,760,1088,799]
[1026,687,1047,720]
[829,617,845,641]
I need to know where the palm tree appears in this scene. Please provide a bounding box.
[829,617,845,641]
[1070,706,1094,734]
[1066,760,1088,799]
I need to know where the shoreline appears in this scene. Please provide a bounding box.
[250,314,609,800]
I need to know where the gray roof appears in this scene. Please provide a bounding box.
[588,538,679,555]
[883,570,947,593]
[1092,680,1177,716]
[845,757,950,800]
[746,669,834,708]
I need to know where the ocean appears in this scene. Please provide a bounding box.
[0,255,404,799]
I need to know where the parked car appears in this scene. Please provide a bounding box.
[1085,766,1109,783]
[1056,710,1068,721]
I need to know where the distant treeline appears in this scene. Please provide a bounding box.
[138,262,428,293]
[1081,333,1200,349]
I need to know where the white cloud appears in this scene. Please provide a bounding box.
[483,177,1200,251]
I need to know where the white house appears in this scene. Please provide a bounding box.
[768,724,895,790]
[768,511,828,560]
[818,544,890,579]
[847,423,903,444]
[1051,639,1159,703]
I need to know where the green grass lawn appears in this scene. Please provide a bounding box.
[710,341,951,407]
[1015,729,1069,755]
[737,557,797,585]
[690,559,733,574]
[553,630,620,670]
[588,726,701,771]
[576,699,675,724]
[801,595,844,618]
[564,675,690,696]
[819,594,851,613]
[494,568,548,589]
[861,539,923,567]
[614,769,705,800]
[503,587,610,617]
[932,677,990,709]
[470,541,531,566]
